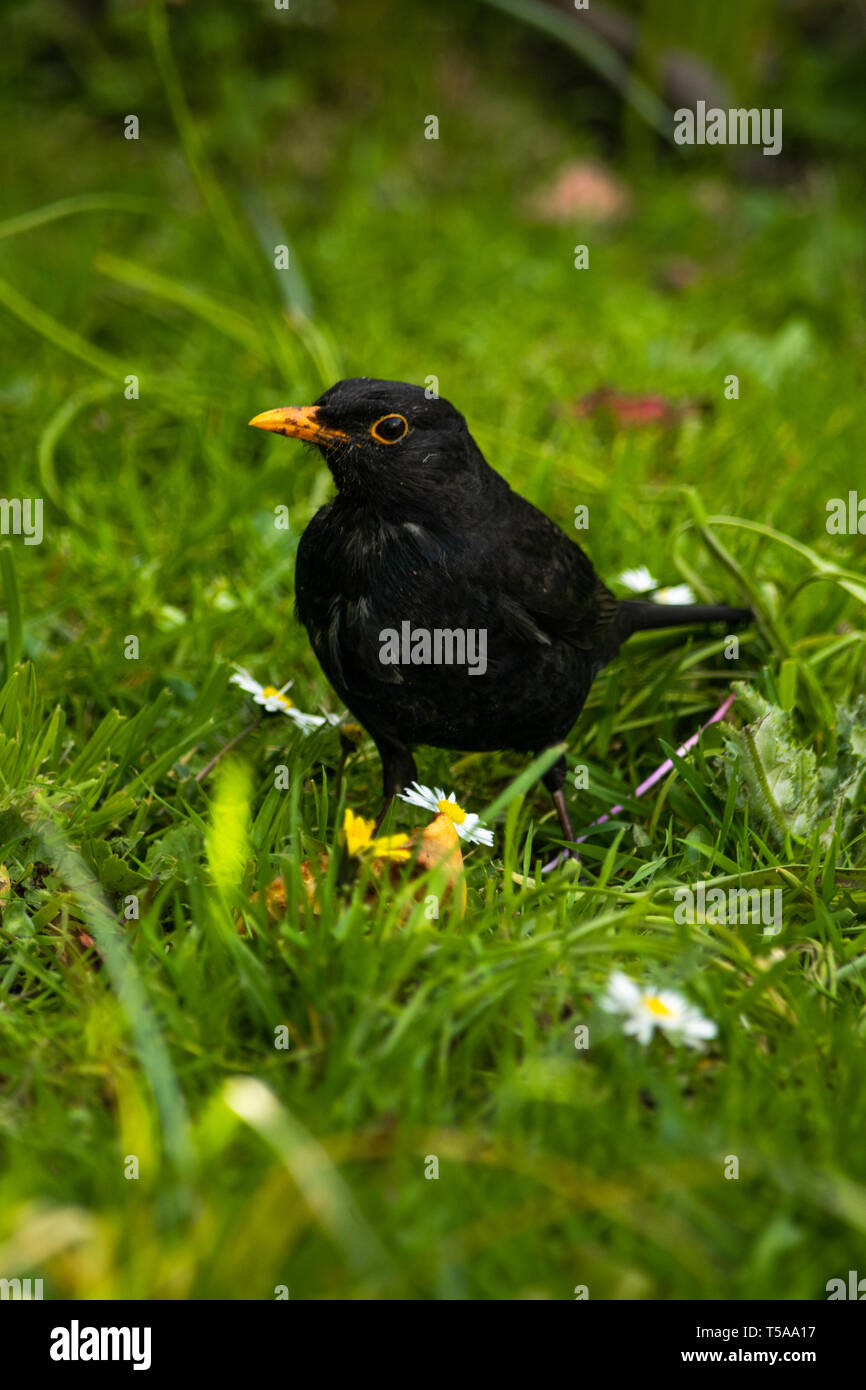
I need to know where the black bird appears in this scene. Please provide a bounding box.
[250,379,750,848]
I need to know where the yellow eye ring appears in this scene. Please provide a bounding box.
[371,413,409,444]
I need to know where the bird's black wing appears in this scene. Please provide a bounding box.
[488,489,620,655]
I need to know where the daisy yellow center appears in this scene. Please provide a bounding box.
[262,685,292,708]
[437,798,466,825]
[643,995,673,1017]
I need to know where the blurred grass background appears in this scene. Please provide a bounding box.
[0,0,864,1299]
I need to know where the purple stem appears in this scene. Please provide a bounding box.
[540,692,737,875]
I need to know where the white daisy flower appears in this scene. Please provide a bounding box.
[284,707,330,734]
[615,566,657,593]
[397,782,494,847]
[599,971,717,1049]
[229,665,327,734]
[654,583,696,605]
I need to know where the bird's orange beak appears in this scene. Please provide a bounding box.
[248,406,349,445]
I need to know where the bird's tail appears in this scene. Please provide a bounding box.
[620,598,752,637]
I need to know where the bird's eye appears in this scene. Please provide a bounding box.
[371,413,409,444]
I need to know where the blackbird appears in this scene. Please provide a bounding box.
[250,379,750,847]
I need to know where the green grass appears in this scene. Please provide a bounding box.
[0,0,864,1299]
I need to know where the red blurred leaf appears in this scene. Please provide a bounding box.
[572,388,709,429]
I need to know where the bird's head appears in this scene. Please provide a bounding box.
[249,377,488,514]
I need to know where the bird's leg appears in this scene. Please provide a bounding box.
[333,745,349,807]
[373,799,393,835]
[373,736,417,833]
[334,724,363,806]
[551,787,576,844]
[542,755,579,868]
